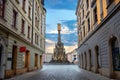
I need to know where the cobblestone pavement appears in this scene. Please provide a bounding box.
[6,64,112,80]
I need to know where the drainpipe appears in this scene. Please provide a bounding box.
[31,0,34,44]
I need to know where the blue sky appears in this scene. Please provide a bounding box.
[45,0,78,53]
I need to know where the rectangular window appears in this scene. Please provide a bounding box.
[82,9,84,18]
[83,26,85,37]
[38,20,39,29]
[28,6,31,20]
[86,0,89,9]
[88,18,90,32]
[81,32,82,40]
[36,2,37,11]
[35,33,37,44]
[38,6,39,13]
[22,0,26,12]
[27,26,30,38]
[35,33,38,44]
[35,17,37,27]
[94,6,97,24]
[41,26,42,34]
[41,14,43,34]
[35,33,36,43]
[80,17,81,25]
[82,5,84,18]
[108,0,114,5]
[12,10,17,29]
[40,39,42,47]
[35,17,39,29]
[37,35,38,45]
[21,19,25,34]
[15,0,20,4]
[100,0,103,19]
[0,0,5,17]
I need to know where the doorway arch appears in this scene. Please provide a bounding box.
[84,52,87,69]
[110,36,120,71]
[95,45,100,73]
[89,49,92,70]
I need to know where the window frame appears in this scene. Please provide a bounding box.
[88,18,90,32]
[28,6,31,20]
[27,26,30,39]
[110,37,120,71]
[21,19,25,35]
[107,0,114,7]
[86,0,89,10]
[12,10,18,29]
[0,0,5,18]
[22,0,26,13]
[93,6,98,24]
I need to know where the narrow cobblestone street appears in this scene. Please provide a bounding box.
[5,64,112,80]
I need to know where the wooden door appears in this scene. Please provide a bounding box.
[40,55,42,68]
[35,54,38,68]
[25,50,30,70]
[11,45,18,74]
[0,44,3,79]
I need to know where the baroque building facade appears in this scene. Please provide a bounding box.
[0,0,46,79]
[76,0,120,79]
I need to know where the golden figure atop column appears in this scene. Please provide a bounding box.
[57,23,61,31]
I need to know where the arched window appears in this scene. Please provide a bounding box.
[111,37,120,71]
[81,54,83,68]
[95,46,100,68]
[79,54,81,67]
[0,0,5,17]
[84,52,87,69]
[89,49,92,68]
[79,54,82,67]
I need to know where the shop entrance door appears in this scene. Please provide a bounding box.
[0,44,3,79]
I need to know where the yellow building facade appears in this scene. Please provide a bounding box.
[76,0,120,79]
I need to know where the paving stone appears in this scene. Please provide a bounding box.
[5,64,113,80]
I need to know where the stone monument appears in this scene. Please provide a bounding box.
[51,24,68,63]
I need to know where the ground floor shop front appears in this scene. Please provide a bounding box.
[0,29,44,79]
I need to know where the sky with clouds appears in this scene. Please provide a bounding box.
[45,0,78,53]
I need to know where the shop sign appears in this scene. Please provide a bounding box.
[20,46,26,52]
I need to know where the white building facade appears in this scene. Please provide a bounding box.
[43,53,53,63]
[0,0,46,79]
[67,49,78,63]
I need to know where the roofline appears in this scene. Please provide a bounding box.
[75,0,80,15]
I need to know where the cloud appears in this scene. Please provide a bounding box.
[46,9,76,34]
[45,39,77,53]
[45,46,54,53]
[47,25,77,34]
[61,25,74,34]
[61,20,77,29]
[46,39,55,44]
[47,30,58,34]
[45,39,55,53]
[64,44,77,53]
[45,0,77,10]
